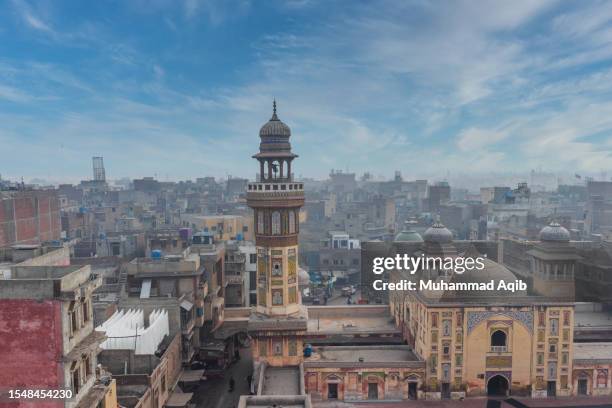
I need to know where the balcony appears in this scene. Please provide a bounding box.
[247,182,304,192]
[490,346,507,352]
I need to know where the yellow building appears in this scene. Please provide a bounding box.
[389,223,575,399]
[180,214,253,242]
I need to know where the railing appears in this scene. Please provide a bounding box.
[491,346,508,352]
[247,182,304,192]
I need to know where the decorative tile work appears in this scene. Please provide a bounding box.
[487,320,512,328]
[486,356,512,368]
[288,249,297,284]
[467,311,533,334]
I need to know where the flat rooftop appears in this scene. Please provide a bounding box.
[0,265,95,300]
[307,316,396,333]
[184,214,243,219]
[308,345,418,364]
[8,265,84,280]
[574,311,612,329]
[306,305,397,334]
[262,367,300,396]
[238,395,309,408]
[574,342,612,361]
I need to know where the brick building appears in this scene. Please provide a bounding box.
[0,190,61,248]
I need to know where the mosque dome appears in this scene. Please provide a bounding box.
[394,222,423,243]
[453,258,518,286]
[440,257,527,299]
[423,222,453,244]
[539,222,570,242]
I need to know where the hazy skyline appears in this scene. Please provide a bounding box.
[2,0,612,183]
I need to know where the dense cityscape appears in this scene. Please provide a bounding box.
[1,103,612,408]
[3,1,612,408]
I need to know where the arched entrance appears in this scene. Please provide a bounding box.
[487,375,509,397]
[325,374,342,400]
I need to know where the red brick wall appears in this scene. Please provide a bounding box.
[0,299,64,408]
[0,191,61,248]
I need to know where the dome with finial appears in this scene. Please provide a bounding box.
[394,221,423,243]
[423,222,453,244]
[259,99,291,138]
[539,221,570,242]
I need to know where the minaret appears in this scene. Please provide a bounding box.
[247,101,308,367]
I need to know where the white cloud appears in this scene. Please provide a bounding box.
[11,0,55,34]
[457,128,508,152]
[3,0,612,181]
[0,84,33,102]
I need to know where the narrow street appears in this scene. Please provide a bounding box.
[193,347,253,408]
[327,289,361,305]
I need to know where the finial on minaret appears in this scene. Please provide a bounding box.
[271,98,278,120]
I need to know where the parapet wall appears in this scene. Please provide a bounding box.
[307,304,389,319]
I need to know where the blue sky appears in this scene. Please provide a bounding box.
[2,0,612,184]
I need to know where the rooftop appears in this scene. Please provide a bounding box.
[238,395,310,408]
[262,367,300,396]
[8,265,83,280]
[574,310,612,329]
[306,305,398,335]
[306,345,419,365]
[182,214,245,220]
[574,342,612,362]
[0,264,96,300]
[126,253,201,278]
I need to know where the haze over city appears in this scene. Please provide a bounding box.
[4,2,612,408]
[2,0,612,184]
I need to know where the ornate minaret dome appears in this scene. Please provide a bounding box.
[253,100,297,182]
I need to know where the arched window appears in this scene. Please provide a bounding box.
[491,330,507,351]
[289,210,296,234]
[271,211,281,235]
[597,370,608,388]
[257,211,264,234]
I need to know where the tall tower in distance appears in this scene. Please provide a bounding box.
[92,156,106,182]
[247,101,308,367]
